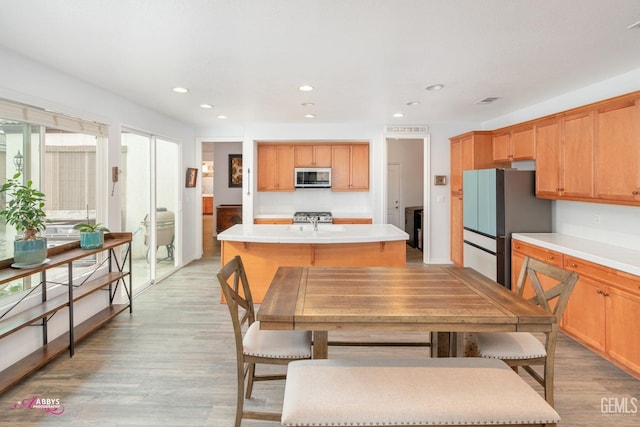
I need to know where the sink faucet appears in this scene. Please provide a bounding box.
[307,215,319,231]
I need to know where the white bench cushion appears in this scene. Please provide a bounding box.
[282,358,560,426]
[243,321,312,359]
[478,332,547,359]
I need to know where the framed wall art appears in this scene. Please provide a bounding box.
[185,167,198,188]
[228,154,242,188]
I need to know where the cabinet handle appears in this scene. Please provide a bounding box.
[571,263,577,268]
[603,291,610,297]
[596,289,603,295]
[515,244,521,249]
[633,190,640,195]
[548,255,554,260]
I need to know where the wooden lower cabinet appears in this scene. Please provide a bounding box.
[253,218,293,224]
[332,218,372,224]
[512,239,640,378]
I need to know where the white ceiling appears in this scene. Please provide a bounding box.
[1,0,640,128]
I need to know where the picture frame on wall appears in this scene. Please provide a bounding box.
[228,154,242,188]
[185,167,198,188]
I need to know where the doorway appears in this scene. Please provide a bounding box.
[386,137,427,263]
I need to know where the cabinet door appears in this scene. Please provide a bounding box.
[606,286,640,374]
[511,125,535,160]
[257,145,278,191]
[294,145,314,167]
[276,145,295,190]
[349,145,369,190]
[450,138,463,194]
[450,193,464,266]
[535,118,561,198]
[313,145,332,167]
[492,132,511,162]
[331,145,351,190]
[563,274,606,352]
[594,97,640,202]
[561,110,594,198]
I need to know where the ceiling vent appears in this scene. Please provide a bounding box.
[475,97,500,105]
[385,125,429,134]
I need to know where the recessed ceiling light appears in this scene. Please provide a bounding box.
[301,102,315,107]
[299,85,314,92]
[393,113,404,118]
[172,86,189,93]
[304,114,316,118]
[217,115,228,119]
[406,101,420,106]
[200,104,213,109]
[425,84,444,91]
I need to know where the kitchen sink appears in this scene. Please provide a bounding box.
[288,224,345,232]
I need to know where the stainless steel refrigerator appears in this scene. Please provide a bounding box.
[462,168,552,289]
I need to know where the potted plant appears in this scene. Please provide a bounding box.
[0,173,49,266]
[73,222,110,249]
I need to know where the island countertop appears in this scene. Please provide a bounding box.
[217,223,409,244]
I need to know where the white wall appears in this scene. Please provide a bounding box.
[483,68,640,250]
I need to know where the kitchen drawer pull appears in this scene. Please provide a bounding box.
[571,263,577,268]
[596,289,603,295]
[633,190,640,195]
[602,291,610,297]
[548,255,554,259]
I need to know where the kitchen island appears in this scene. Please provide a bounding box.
[217,224,409,302]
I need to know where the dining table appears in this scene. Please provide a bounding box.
[257,265,556,359]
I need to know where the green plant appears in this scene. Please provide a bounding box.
[0,173,47,241]
[73,223,110,233]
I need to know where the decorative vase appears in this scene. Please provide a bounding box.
[14,237,48,265]
[80,231,104,249]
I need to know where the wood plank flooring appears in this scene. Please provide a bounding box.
[0,240,638,426]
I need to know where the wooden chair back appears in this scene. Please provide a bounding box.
[217,255,255,359]
[515,256,579,321]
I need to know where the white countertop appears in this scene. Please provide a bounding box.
[512,233,640,277]
[218,224,408,244]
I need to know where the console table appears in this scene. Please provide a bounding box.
[0,232,132,393]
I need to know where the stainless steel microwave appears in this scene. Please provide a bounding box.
[294,168,331,188]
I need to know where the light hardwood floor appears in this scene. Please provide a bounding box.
[1,238,638,426]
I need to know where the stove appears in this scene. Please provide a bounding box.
[293,211,333,224]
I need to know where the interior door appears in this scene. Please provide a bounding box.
[387,163,401,228]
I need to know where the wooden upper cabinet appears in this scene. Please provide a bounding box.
[561,110,594,199]
[594,96,640,202]
[535,118,561,198]
[511,125,535,160]
[294,145,332,167]
[492,131,511,162]
[331,144,369,191]
[492,125,535,162]
[257,144,295,191]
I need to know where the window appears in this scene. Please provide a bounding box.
[0,100,107,301]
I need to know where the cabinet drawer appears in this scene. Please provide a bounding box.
[512,240,563,267]
[564,256,640,296]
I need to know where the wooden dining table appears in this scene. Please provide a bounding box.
[257,265,556,359]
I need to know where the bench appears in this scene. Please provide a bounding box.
[282,358,560,427]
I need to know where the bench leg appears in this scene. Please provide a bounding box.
[313,331,328,358]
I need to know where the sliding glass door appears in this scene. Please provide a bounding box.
[121,130,180,294]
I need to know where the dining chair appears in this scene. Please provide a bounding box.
[217,255,312,427]
[477,256,578,406]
